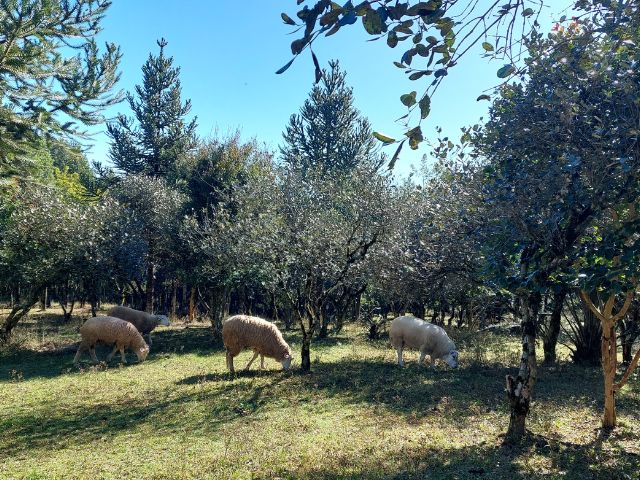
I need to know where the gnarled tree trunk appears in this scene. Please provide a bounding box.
[580,289,636,429]
[0,293,40,344]
[505,291,541,443]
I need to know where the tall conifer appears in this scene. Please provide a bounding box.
[108,38,197,178]
[281,60,380,175]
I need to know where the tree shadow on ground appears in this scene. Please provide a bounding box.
[285,358,632,423]
[0,369,290,458]
[288,431,640,480]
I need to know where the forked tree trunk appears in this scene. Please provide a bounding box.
[580,289,636,429]
[0,295,39,343]
[299,308,318,372]
[505,292,541,443]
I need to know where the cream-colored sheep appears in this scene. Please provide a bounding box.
[73,316,150,365]
[222,315,292,374]
[107,305,170,346]
[389,315,459,369]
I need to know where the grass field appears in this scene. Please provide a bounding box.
[1,309,639,479]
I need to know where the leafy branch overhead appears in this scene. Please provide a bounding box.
[278,1,624,156]
[277,0,550,151]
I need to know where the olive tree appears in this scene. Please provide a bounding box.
[475,11,639,437]
[0,184,129,341]
[272,166,391,370]
[108,175,187,313]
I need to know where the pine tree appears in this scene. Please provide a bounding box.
[281,60,381,175]
[0,0,122,180]
[108,38,197,178]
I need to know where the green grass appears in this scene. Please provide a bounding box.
[1,311,639,479]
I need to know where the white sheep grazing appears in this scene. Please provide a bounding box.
[107,305,170,346]
[389,315,459,369]
[222,315,292,374]
[73,316,150,365]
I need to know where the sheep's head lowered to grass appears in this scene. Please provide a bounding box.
[281,352,292,370]
[442,349,459,369]
[155,314,170,327]
[136,344,151,362]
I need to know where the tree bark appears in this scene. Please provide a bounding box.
[505,292,540,443]
[301,331,311,371]
[299,306,317,372]
[145,260,155,314]
[39,287,48,311]
[209,286,230,337]
[602,320,617,428]
[580,289,635,429]
[188,286,197,323]
[0,295,39,343]
[318,314,329,339]
[171,281,178,320]
[543,288,567,364]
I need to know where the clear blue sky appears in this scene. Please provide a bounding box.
[88,1,574,176]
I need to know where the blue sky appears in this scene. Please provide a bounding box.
[88,1,575,176]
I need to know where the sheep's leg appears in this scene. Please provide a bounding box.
[418,350,427,366]
[146,334,153,346]
[120,347,127,364]
[89,346,99,363]
[226,351,235,374]
[105,345,118,362]
[73,344,85,364]
[396,345,404,366]
[260,355,265,370]
[245,351,259,370]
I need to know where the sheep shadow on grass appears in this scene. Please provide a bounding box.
[177,368,289,385]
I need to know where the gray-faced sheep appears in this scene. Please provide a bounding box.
[73,316,150,365]
[389,315,459,369]
[222,315,292,374]
[107,305,170,346]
